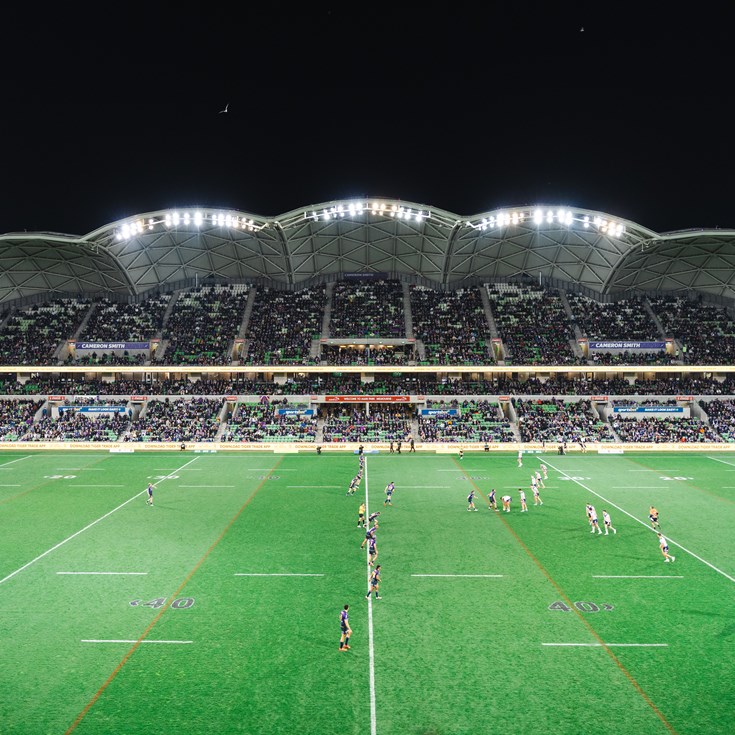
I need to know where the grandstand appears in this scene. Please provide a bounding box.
[0,199,734,448]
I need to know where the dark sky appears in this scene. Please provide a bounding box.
[2,3,733,236]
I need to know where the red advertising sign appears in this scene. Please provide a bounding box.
[499,395,510,401]
[590,395,609,401]
[130,395,148,401]
[324,395,411,402]
[225,396,238,401]
[676,395,693,401]
[47,395,65,401]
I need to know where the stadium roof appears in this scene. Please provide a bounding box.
[1,198,734,305]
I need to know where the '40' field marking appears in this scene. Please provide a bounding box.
[549,601,614,612]
[129,597,195,609]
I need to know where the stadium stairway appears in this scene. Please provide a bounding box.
[643,298,683,361]
[316,415,326,444]
[238,288,257,339]
[321,282,334,338]
[479,285,505,362]
[402,282,414,338]
[71,302,97,341]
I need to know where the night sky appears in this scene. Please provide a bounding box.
[2,3,733,237]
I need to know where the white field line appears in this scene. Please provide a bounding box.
[543,459,735,584]
[412,574,503,578]
[707,456,735,468]
[178,485,235,488]
[57,571,148,576]
[0,456,32,468]
[0,456,202,586]
[401,485,450,488]
[0,484,21,487]
[542,643,668,647]
[70,485,125,488]
[592,575,683,579]
[612,486,666,489]
[82,639,192,644]
[234,573,324,577]
[58,468,105,471]
[364,457,377,735]
[287,485,341,488]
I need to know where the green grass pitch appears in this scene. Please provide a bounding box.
[0,449,733,735]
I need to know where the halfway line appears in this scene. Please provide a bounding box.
[364,456,377,735]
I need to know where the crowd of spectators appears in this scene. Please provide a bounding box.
[22,411,130,442]
[321,405,412,442]
[126,398,223,441]
[78,295,171,343]
[650,296,735,365]
[0,399,43,440]
[700,399,735,442]
[0,299,90,365]
[514,398,615,443]
[245,286,324,365]
[320,345,412,365]
[161,285,249,365]
[417,400,515,442]
[610,416,720,442]
[2,372,735,399]
[410,286,492,365]
[567,293,660,341]
[329,280,405,338]
[487,285,581,365]
[221,403,317,442]
[590,350,673,366]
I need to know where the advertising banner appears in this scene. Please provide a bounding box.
[589,341,665,350]
[75,342,150,350]
[323,395,411,403]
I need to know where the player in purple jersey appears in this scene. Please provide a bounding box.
[360,523,378,550]
[368,537,378,567]
[467,489,478,511]
[366,565,382,599]
[339,605,352,650]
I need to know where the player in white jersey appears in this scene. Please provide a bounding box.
[658,533,675,562]
[602,510,616,535]
[502,495,512,512]
[588,505,602,534]
[519,488,528,512]
[535,470,545,489]
[532,482,543,506]
[540,463,548,480]
[517,450,523,467]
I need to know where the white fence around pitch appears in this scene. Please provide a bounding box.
[0,441,733,453]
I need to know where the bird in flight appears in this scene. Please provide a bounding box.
[219,103,229,114]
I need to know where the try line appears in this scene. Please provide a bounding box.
[0,456,202,586]
[543,458,735,584]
